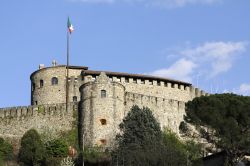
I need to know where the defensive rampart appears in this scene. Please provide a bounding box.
[78,72,208,147]
[0,102,77,141]
[125,92,186,133]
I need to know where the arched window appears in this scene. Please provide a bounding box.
[101,90,106,98]
[40,80,44,88]
[51,77,58,85]
[73,96,77,102]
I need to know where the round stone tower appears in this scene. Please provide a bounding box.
[30,62,87,105]
[79,72,125,147]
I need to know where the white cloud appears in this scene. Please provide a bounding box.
[149,58,197,82]
[70,0,222,8]
[149,41,247,83]
[234,83,250,96]
[180,41,247,77]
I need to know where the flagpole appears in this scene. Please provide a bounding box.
[66,18,84,166]
[66,29,69,112]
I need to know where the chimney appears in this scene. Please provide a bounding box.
[52,60,57,67]
[39,64,45,69]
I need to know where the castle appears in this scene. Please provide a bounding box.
[0,61,208,147]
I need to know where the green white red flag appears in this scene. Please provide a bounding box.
[67,17,74,34]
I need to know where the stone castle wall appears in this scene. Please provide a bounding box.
[80,73,125,147]
[31,65,208,106]
[0,65,208,148]
[80,72,207,147]
[125,92,186,133]
[83,74,207,102]
[0,103,77,141]
[31,66,82,105]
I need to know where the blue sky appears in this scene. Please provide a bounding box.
[0,0,250,107]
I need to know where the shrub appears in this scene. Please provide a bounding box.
[84,146,110,164]
[45,139,68,158]
[18,129,46,166]
[0,137,13,164]
[0,137,13,160]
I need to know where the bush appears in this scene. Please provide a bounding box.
[45,139,68,158]
[60,128,79,152]
[0,137,13,164]
[162,129,203,165]
[84,146,110,164]
[0,137,13,160]
[18,129,46,166]
[162,129,187,166]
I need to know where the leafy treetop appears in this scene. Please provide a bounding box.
[185,93,250,165]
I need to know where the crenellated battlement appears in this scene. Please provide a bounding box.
[0,102,78,120]
[83,74,208,99]
[83,74,190,90]
[0,102,78,141]
[125,92,185,105]
[189,87,209,99]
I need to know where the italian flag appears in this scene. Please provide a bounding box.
[67,17,74,34]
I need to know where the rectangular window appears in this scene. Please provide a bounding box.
[101,90,106,98]
[40,80,44,88]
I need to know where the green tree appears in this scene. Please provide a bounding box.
[112,105,194,166]
[45,139,68,158]
[162,129,187,166]
[44,139,69,166]
[18,129,46,166]
[184,140,203,165]
[184,93,250,165]
[162,129,203,166]
[112,105,164,166]
[45,139,68,157]
[0,137,13,164]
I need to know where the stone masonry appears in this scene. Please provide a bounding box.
[0,62,208,148]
